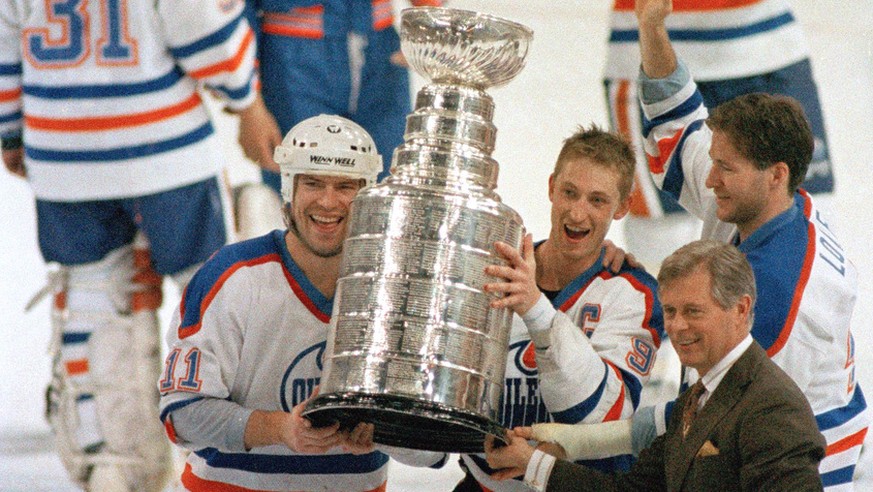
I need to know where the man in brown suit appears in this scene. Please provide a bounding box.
[484,240,826,491]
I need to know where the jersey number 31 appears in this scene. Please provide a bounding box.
[24,0,137,68]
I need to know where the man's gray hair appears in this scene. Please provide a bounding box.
[658,240,757,327]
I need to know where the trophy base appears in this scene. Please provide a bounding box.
[302,392,507,453]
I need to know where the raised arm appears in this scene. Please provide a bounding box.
[633,0,717,224]
[636,0,676,79]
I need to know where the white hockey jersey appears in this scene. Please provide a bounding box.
[462,252,664,491]
[0,0,257,201]
[605,0,809,81]
[159,231,393,491]
[640,72,869,489]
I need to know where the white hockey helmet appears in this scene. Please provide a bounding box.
[274,114,382,204]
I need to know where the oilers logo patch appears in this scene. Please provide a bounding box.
[280,342,325,411]
[501,340,548,428]
[511,340,538,377]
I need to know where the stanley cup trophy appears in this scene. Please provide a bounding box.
[302,7,533,453]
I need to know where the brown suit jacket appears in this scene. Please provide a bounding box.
[546,342,826,491]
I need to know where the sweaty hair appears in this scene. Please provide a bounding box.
[658,240,757,329]
[706,93,813,193]
[553,125,636,201]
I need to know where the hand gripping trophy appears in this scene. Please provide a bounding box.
[302,7,533,453]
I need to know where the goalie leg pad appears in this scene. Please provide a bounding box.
[48,237,171,491]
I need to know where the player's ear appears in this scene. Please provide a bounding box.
[547,173,556,203]
[613,195,631,220]
[769,161,790,192]
[734,294,753,332]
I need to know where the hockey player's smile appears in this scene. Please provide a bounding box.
[563,224,591,241]
[310,213,343,231]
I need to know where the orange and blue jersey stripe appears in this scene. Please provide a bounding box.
[371,0,393,31]
[170,10,249,60]
[611,0,795,43]
[191,448,388,477]
[0,62,22,128]
[188,28,255,80]
[24,67,182,98]
[27,92,203,132]
[817,387,868,487]
[61,331,91,377]
[181,462,388,492]
[614,0,765,11]
[25,122,214,162]
[262,6,325,39]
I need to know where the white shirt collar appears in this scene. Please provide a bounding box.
[696,334,753,405]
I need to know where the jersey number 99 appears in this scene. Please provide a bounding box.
[626,337,654,377]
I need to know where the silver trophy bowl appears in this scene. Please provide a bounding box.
[303,7,532,453]
[401,7,533,89]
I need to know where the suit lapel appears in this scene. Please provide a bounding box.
[671,344,764,489]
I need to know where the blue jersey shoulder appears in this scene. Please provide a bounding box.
[180,231,285,328]
[739,195,811,350]
[611,261,665,343]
